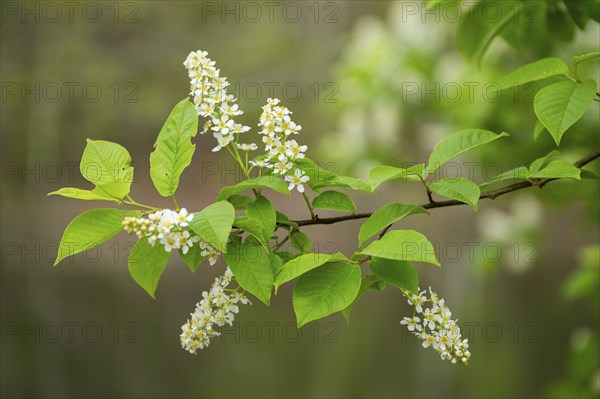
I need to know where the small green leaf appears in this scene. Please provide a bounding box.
[179,245,204,273]
[360,230,440,266]
[270,253,284,275]
[369,257,418,294]
[534,79,597,145]
[295,158,338,189]
[533,119,546,141]
[426,129,509,175]
[490,57,569,93]
[227,194,254,210]
[225,238,273,305]
[293,262,361,328]
[79,139,133,197]
[429,178,481,211]
[234,216,265,242]
[529,159,581,180]
[573,51,600,66]
[368,164,424,191]
[216,176,290,201]
[246,195,276,243]
[358,204,428,247]
[48,187,121,203]
[55,208,141,265]
[188,201,235,253]
[291,231,312,254]
[274,252,347,290]
[311,175,371,192]
[528,150,562,174]
[341,273,385,323]
[128,238,171,299]
[150,99,199,197]
[480,167,529,187]
[312,191,356,213]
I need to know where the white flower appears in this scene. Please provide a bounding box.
[285,140,307,160]
[273,160,293,175]
[400,316,421,332]
[200,241,220,265]
[176,208,193,227]
[285,168,310,193]
[237,143,258,151]
[212,133,232,152]
[160,232,180,252]
[400,287,471,365]
[179,268,251,353]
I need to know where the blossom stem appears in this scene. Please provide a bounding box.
[121,197,159,211]
[172,195,181,211]
[301,192,316,220]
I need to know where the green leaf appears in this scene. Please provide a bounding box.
[227,194,254,210]
[233,216,265,242]
[369,257,418,294]
[581,169,600,180]
[358,204,428,247]
[246,195,276,243]
[311,175,371,192]
[457,1,527,65]
[312,191,356,213]
[274,252,347,291]
[150,99,199,197]
[341,273,385,323]
[480,167,529,187]
[359,230,440,266]
[426,129,509,175]
[48,187,121,203]
[55,208,141,265]
[529,159,581,180]
[490,57,569,93]
[270,253,284,275]
[295,158,338,189]
[533,119,546,141]
[225,238,273,305]
[179,245,204,273]
[291,231,312,254]
[429,178,481,211]
[293,262,361,328]
[276,211,299,230]
[79,139,133,198]
[534,79,597,145]
[335,176,372,192]
[216,176,290,201]
[188,201,235,253]
[573,51,600,66]
[368,164,424,191]
[528,150,562,174]
[128,238,171,299]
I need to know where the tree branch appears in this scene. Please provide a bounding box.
[291,150,600,227]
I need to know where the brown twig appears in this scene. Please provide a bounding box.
[290,150,600,227]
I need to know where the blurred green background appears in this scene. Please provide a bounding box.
[1,1,599,398]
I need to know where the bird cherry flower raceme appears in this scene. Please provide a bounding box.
[180,268,251,354]
[183,50,251,153]
[122,208,220,260]
[253,97,310,192]
[400,287,472,365]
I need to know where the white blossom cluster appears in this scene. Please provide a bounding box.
[255,98,310,193]
[183,50,251,152]
[180,268,251,353]
[122,208,220,264]
[400,287,471,365]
